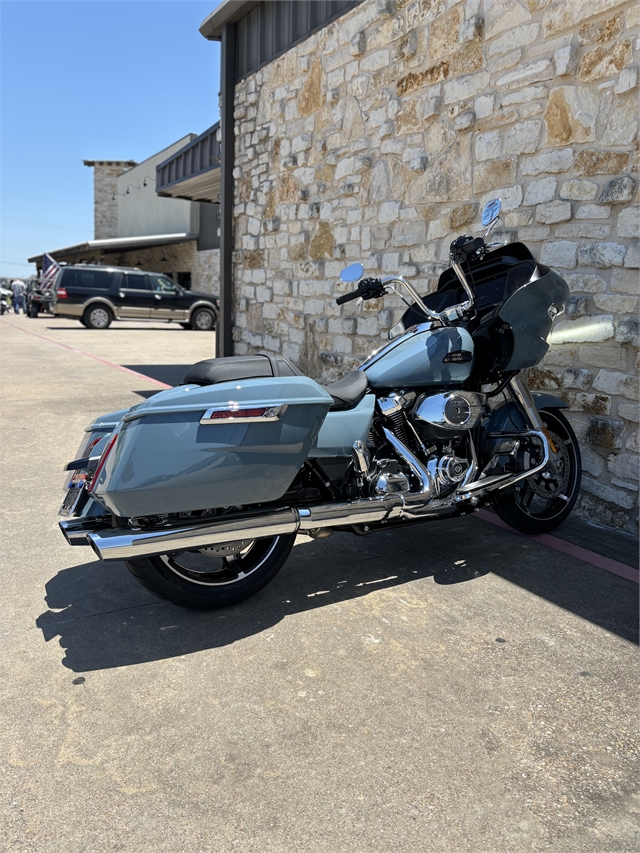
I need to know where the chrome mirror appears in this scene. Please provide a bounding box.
[481,198,501,227]
[340,263,363,283]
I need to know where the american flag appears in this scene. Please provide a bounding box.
[40,253,61,289]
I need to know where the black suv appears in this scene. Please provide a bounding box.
[53,265,219,330]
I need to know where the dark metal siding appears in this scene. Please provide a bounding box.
[156,123,221,194]
[235,1,362,81]
[198,203,220,251]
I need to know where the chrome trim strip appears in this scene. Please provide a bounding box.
[200,403,288,425]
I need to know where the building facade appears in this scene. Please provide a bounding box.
[201,0,639,531]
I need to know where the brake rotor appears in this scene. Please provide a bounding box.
[198,540,254,557]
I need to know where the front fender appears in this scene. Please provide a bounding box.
[485,392,567,433]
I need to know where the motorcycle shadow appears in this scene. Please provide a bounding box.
[36,525,489,672]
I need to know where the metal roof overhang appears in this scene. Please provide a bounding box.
[28,233,197,266]
[156,167,221,203]
[199,1,259,40]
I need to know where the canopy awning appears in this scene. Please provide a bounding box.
[28,233,197,266]
[156,123,221,204]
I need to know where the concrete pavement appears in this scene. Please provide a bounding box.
[1,314,638,853]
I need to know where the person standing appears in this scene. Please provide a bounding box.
[11,279,26,314]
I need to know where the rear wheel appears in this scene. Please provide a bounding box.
[492,408,581,534]
[83,304,113,330]
[126,534,296,609]
[190,307,216,331]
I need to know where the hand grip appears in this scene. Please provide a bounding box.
[461,237,484,254]
[336,289,361,305]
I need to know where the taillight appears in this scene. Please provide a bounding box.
[86,432,119,493]
[56,287,68,299]
[209,408,266,420]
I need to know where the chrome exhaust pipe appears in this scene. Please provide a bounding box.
[86,494,407,562]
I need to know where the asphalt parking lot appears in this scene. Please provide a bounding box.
[1,314,638,853]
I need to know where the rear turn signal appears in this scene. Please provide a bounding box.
[56,288,68,299]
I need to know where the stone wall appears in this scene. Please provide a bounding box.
[87,161,136,239]
[231,0,639,531]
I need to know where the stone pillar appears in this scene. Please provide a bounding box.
[83,160,137,239]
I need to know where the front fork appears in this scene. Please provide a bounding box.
[508,373,559,467]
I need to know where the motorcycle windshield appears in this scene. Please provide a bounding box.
[498,269,569,371]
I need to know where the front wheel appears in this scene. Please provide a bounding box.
[492,408,581,535]
[125,534,296,609]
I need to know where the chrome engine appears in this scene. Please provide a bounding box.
[414,391,486,431]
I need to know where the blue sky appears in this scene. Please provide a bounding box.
[1,0,220,279]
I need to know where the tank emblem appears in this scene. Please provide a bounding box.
[442,350,472,363]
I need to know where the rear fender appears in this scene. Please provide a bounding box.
[485,392,567,433]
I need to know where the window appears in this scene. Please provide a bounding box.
[177,272,192,290]
[62,269,113,290]
[121,274,149,290]
[148,275,178,293]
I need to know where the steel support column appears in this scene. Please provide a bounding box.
[217,22,236,358]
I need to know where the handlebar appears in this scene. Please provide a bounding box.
[336,289,361,305]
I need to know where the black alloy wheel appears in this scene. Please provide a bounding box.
[190,307,216,331]
[83,304,113,330]
[492,408,582,534]
[125,534,296,609]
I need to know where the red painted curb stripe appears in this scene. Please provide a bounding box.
[0,319,172,388]
[475,508,639,584]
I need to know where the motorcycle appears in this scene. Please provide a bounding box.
[0,286,10,315]
[58,199,581,609]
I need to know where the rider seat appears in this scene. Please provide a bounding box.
[182,356,369,412]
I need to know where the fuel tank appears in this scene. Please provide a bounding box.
[362,325,474,389]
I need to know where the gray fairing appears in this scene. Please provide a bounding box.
[485,392,568,433]
[500,269,569,370]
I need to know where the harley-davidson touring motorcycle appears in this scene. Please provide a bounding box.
[58,199,581,609]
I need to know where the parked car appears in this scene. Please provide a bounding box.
[53,265,219,330]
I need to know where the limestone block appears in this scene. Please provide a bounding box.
[379,201,400,224]
[624,245,640,269]
[565,273,606,293]
[487,22,540,57]
[594,294,638,314]
[523,177,556,206]
[473,159,516,193]
[528,366,561,389]
[543,0,627,37]
[475,131,502,161]
[608,452,640,483]
[443,71,489,105]
[496,59,554,91]
[586,416,625,450]
[522,148,574,176]
[618,403,640,422]
[578,11,624,45]
[581,446,606,477]
[544,86,598,145]
[549,315,615,344]
[560,179,598,201]
[517,226,551,242]
[485,0,531,39]
[581,475,636,509]
[617,207,640,239]
[565,296,592,318]
[559,390,611,415]
[575,204,611,220]
[541,346,575,367]
[578,39,633,83]
[575,150,629,175]
[556,222,611,239]
[536,200,572,224]
[474,94,495,118]
[600,96,638,147]
[563,367,592,390]
[453,111,475,131]
[614,68,638,95]
[593,369,639,400]
[580,344,626,370]
[391,220,427,246]
[539,240,578,269]
[615,317,640,347]
[350,31,365,56]
[626,430,640,453]
[504,121,542,155]
[611,268,639,293]
[553,44,578,77]
[577,242,626,268]
[406,136,472,203]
